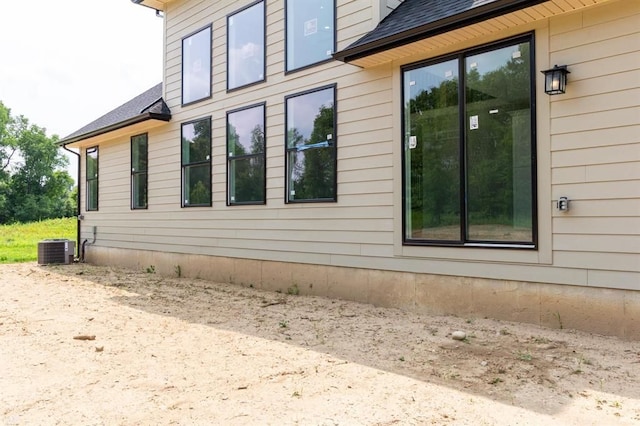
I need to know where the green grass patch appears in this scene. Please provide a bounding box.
[0,218,76,263]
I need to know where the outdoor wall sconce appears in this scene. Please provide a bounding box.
[541,65,570,95]
[557,196,570,212]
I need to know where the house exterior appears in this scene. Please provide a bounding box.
[59,0,640,339]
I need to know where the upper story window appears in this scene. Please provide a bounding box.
[403,35,536,247]
[285,0,335,72]
[227,103,266,205]
[285,84,337,203]
[227,1,266,91]
[181,117,212,207]
[131,133,148,210]
[182,25,212,105]
[86,146,98,211]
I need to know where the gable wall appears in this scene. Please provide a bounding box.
[80,0,639,293]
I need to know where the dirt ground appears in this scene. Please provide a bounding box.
[1,263,639,425]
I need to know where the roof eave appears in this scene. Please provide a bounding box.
[58,112,171,146]
[334,0,546,63]
[132,0,169,12]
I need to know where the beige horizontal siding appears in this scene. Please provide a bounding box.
[548,0,640,281]
[551,125,640,151]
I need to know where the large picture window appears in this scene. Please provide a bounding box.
[285,85,336,203]
[285,0,335,72]
[403,35,536,246]
[86,146,98,211]
[181,118,212,207]
[227,1,265,91]
[131,133,148,209]
[182,25,212,105]
[227,103,266,205]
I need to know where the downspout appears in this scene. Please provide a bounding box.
[62,144,81,260]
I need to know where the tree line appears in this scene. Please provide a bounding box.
[0,101,76,224]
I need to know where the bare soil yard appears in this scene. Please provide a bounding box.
[1,262,639,425]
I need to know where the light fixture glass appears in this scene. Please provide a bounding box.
[541,65,569,95]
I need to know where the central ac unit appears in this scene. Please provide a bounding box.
[37,239,75,265]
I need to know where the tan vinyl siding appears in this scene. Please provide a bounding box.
[549,0,640,282]
[80,0,639,292]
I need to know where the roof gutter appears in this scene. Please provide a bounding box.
[334,0,546,63]
[58,111,170,146]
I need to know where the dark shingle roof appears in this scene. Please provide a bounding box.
[334,0,545,63]
[59,83,171,145]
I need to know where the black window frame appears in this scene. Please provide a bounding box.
[226,102,267,206]
[284,0,336,74]
[226,0,266,92]
[181,24,213,106]
[401,33,538,249]
[86,146,98,212]
[284,83,337,204]
[131,133,148,210]
[181,117,212,208]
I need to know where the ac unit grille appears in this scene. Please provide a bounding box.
[38,240,74,265]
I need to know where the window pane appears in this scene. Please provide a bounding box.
[183,26,211,104]
[184,164,211,206]
[228,105,264,156]
[228,2,265,90]
[287,87,334,149]
[286,0,334,71]
[132,173,148,209]
[287,148,335,200]
[465,42,533,242]
[182,119,211,165]
[286,86,336,202]
[132,134,147,172]
[229,157,265,203]
[404,60,461,241]
[86,147,98,211]
[87,179,98,211]
[86,148,98,178]
[131,134,148,209]
[227,104,265,204]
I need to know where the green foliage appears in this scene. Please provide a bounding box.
[0,101,76,224]
[188,180,210,205]
[0,217,76,263]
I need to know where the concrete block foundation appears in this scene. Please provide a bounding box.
[85,246,639,340]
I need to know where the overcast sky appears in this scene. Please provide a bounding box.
[0,0,164,178]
